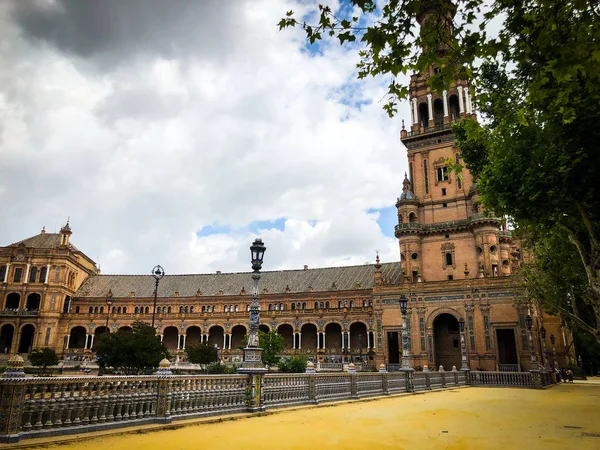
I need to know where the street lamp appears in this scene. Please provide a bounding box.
[98,289,114,376]
[540,326,549,371]
[550,334,558,370]
[399,295,411,370]
[525,314,539,370]
[458,318,469,371]
[151,265,165,328]
[239,239,267,374]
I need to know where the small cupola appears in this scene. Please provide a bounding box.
[60,219,72,247]
[397,173,417,205]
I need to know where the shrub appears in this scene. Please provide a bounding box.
[278,355,307,373]
[206,362,237,374]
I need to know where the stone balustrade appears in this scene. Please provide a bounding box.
[0,355,552,443]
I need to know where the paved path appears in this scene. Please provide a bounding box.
[21,382,600,450]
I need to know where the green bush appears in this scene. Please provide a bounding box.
[278,355,307,373]
[206,362,237,374]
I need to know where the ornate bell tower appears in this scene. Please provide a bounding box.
[395,1,514,282]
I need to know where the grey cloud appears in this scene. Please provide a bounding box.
[10,0,247,69]
[95,87,187,123]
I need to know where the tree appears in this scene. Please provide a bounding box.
[241,330,286,367]
[278,355,308,373]
[185,343,219,368]
[281,1,600,341]
[29,348,59,375]
[95,321,170,375]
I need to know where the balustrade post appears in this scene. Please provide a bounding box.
[350,373,359,399]
[155,358,174,423]
[0,356,27,443]
[308,373,318,404]
[245,373,265,412]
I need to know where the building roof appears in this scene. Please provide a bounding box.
[10,233,80,252]
[76,262,402,298]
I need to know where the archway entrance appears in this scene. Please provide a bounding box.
[300,324,317,353]
[163,326,178,351]
[496,328,518,370]
[18,324,35,353]
[349,322,368,362]
[26,293,41,311]
[231,325,246,350]
[93,326,109,350]
[69,326,86,349]
[325,323,342,356]
[5,293,20,310]
[277,324,294,350]
[0,324,14,354]
[433,313,461,370]
[186,326,202,347]
[208,326,224,350]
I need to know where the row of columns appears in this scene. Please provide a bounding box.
[2,263,51,284]
[410,85,473,125]
[291,331,375,350]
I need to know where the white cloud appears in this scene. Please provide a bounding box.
[0,0,410,275]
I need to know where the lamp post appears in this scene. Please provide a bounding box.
[239,238,267,372]
[525,315,539,370]
[399,295,411,370]
[151,265,165,329]
[540,326,549,371]
[550,334,558,370]
[458,318,469,371]
[98,289,113,376]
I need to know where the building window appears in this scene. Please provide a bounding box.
[456,154,462,188]
[453,339,459,348]
[442,188,446,196]
[54,267,60,282]
[423,160,429,194]
[448,275,454,280]
[411,253,418,260]
[29,267,38,283]
[13,268,23,283]
[409,162,414,185]
[39,267,47,283]
[436,167,449,182]
[445,253,453,266]
[442,203,447,208]
[0,266,6,282]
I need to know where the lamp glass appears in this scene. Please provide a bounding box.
[525,314,533,330]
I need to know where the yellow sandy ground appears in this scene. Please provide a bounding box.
[18,381,600,450]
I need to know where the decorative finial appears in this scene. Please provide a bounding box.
[41,226,46,234]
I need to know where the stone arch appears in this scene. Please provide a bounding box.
[325,322,342,352]
[433,98,444,126]
[259,324,270,333]
[93,326,110,350]
[432,313,461,370]
[349,322,368,358]
[449,94,460,120]
[208,325,224,349]
[25,293,40,310]
[231,325,246,349]
[186,326,202,347]
[0,324,15,353]
[118,326,132,332]
[5,293,20,310]
[163,326,178,350]
[300,323,318,352]
[277,324,294,349]
[18,324,35,353]
[69,326,86,349]
[425,307,461,329]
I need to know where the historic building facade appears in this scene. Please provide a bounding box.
[0,2,571,373]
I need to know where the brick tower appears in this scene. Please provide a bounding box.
[395,2,516,282]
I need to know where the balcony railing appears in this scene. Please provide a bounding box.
[402,121,455,138]
[395,213,502,235]
[0,310,39,317]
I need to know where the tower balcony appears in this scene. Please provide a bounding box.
[394,213,502,237]
[401,121,455,142]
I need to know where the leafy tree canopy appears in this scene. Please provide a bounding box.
[185,343,219,367]
[95,321,170,375]
[241,330,286,367]
[29,347,59,375]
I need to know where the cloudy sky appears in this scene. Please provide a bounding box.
[0,0,412,275]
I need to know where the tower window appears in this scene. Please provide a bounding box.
[442,203,448,208]
[411,253,419,260]
[446,253,453,266]
[442,188,446,196]
[13,268,23,283]
[423,160,429,194]
[490,245,497,253]
[436,167,449,182]
[448,275,454,281]
[445,234,450,239]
